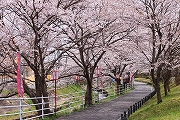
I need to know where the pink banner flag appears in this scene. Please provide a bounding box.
[17,52,24,97]
[52,70,59,80]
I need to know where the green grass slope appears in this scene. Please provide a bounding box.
[129,81,180,120]
[56,84,85,95]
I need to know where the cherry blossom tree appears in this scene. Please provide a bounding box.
[0,0,83,115]
[57,0,134,105]
[129,0,180,103]
[161,14,180,95]
[102,42,136,95]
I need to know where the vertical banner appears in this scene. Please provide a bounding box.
[17,52,24,97]
[52,70,59,114]
[52,70,59,80]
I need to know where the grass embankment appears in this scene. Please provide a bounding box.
[128,78,180,120]
[0,84,85,120]
[135,77,152,84]
[56,84,85,94]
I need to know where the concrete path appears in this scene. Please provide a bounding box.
[56,81,153,120]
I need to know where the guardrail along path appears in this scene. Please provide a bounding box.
[57,81,153,120]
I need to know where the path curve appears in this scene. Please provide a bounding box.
[56,81,153,120]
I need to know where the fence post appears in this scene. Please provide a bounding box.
[120,85,122,94]
[127,83,129,91]
[124,111,127,119]
[94,90,99,103]
[19,97,23,120]
[135,103,137,111]
[42,95,44,119]
[133,104,135,113]
[130,106,132,114]
[119,85,121,95]
[124,84,126,93]
[121,114,124,120]
[98,92,100,102]
[138,101,140,109]
[94,91,96,103]
[108,85,111,98]
[52,96,55,114]
[117,85,119,95]
[114,85,116,97]
[127,108,130,117]
[82,92,85,108]
[139,100,142,107]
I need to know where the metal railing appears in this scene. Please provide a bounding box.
[55,91,85,114]
[93,83,133,103]
[120,90,156,120]
[0,83,133,120]
[0,96,55,120]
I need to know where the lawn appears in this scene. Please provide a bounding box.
[128,79,180,120]
[134,77,152,84]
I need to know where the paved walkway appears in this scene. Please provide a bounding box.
[56,81,153,120]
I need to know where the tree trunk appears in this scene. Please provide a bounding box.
[85,78,92,106]
[116,78,121,95]
[156,65,162,104]
[155,83,162,103]
[166,70,171,92]
[34,74,50,115]
[23,81,42,111]
[41,77,50,114]
[162,69,171,96]
[164,83,168,96]
[35,74,43,115]
[163,78,170,96]
[167,80,170,92]
[151,66,162,104]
